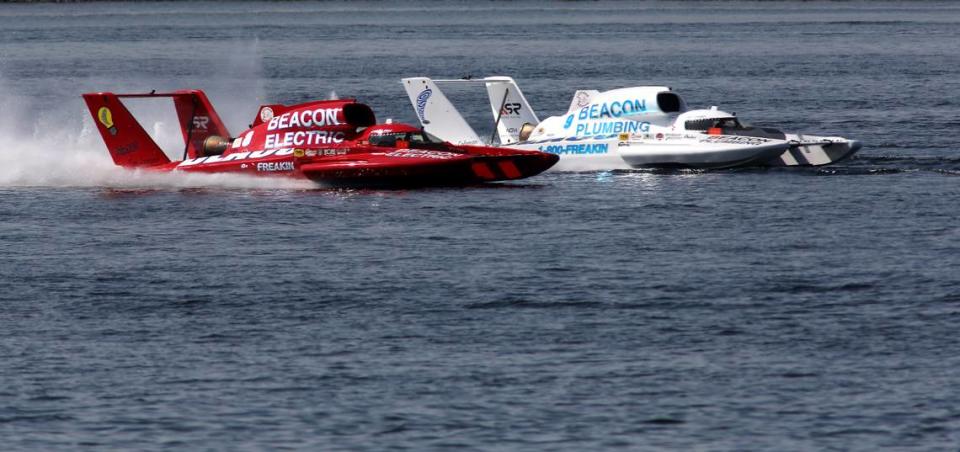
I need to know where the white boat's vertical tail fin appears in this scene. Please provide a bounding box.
[402,77,482,145]
[482,77,539,144]
[567,90,600,113]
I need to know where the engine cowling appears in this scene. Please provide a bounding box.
[202,135,230,156]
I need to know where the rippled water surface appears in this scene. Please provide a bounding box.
[2,2,960,450]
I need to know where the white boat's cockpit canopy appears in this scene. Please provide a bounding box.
[682,116,744,131]
[675,107,789,139]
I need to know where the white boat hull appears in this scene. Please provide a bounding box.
[511,135,791,170]
[618,140,789,169]
[767,134,863,167]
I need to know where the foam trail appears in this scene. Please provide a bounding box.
[0,94,313,190]
[0,41,314,190]
[0,126,315,190]
[549,157,632,172]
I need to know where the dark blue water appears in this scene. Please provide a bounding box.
[2,2,960,450]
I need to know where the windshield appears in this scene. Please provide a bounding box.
[684,117,743,131]
[410,131,445,144]
[368,131,445,147]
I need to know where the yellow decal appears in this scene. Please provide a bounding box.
[97,107,114,129]
[293,148,305,158]
[618,133,630,141]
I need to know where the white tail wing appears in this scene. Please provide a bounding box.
[482,76,539,144]
[401,77,482,145]
[567,90,600,113]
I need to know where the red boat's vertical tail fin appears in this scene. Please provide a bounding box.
[82,92,171,168]
[170,90,231,159]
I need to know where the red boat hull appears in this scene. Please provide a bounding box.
[300,153,556,187]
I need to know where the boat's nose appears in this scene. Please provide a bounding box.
[848,139,863,153]
[474,152,558,180]
[512,152,559,178]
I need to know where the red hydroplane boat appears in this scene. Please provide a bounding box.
[81,90,558,187]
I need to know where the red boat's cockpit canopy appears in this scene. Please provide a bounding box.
[360,123,446,148]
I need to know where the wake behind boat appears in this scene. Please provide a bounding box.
[402,77,862,170]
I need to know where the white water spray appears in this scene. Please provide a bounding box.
[0,39,313,190]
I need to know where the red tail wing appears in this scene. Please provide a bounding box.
[171,90,231,159]
[82,93,170,168]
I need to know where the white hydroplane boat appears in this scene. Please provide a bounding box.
[402,77,862,170]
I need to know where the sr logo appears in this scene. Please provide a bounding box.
[192,115,210,130]
[500,103,521,115]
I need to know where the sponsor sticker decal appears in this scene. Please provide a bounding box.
[577,99,647,120]
[573,92,592,109]
[537,143,609,155]
[387,149,457,159]
[574,120,650,137]
[699,135,771,145]
[97,107,118,136]
[256,161,295,172]
[176,148,300,167]
[267,108,343,131]
[264,130,345,148]
[416,88,432,121]
[260,106,274,123]
[116,141,139,155]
